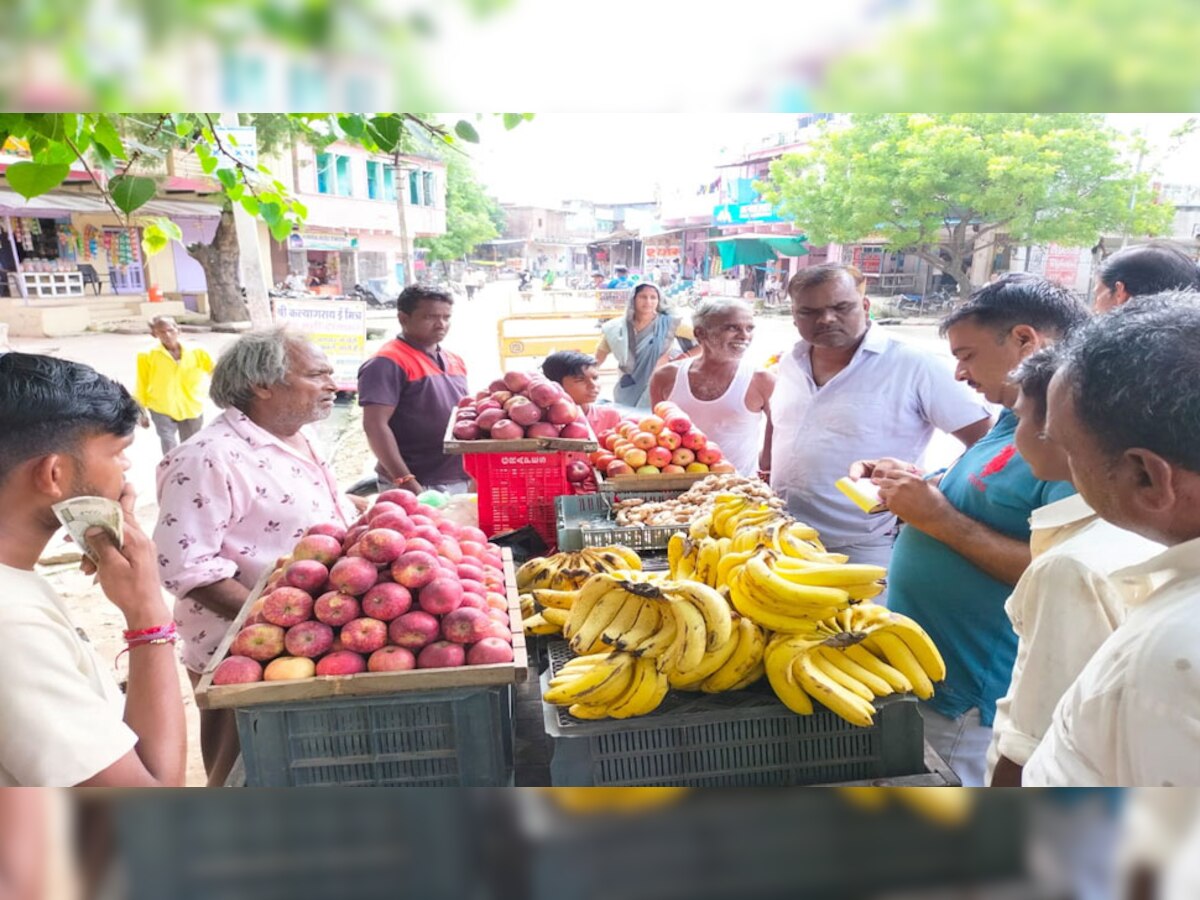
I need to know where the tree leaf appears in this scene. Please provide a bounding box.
[502,113,523,130]
[337,114,366,138]
[141,223,171,257]
[216,168,238,190]
[259,201,283,224]
[92,115,127,160]
[25,114,67,142]
[240,195,260,217]
[369,115,404,153]
[5,161,70,199]
[268,218,293,242]
[454,120,480,143]
[108,174,157,214]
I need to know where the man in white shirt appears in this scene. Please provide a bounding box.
[764,264,992,573]
[987,348,1162,787]
[0,353,186,787]
[1026,294,1200,786]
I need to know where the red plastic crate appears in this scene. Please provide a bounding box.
[465,451,588,550]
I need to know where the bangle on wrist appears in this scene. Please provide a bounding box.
[393,474,417,486]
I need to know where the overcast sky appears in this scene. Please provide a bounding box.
[463,113,1199,208]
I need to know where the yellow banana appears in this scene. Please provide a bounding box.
[523,613,561,635]
[667,532,686,577]
[694,539,721,587]
[594,593,645,650]
[716,549,756,589]
[671,580,734,652]
[810,647,876,703]
[700,617,763,692]
[562,573,623,640]
[605,600,662,652]
[743,555,852,614]
[729,568,834,634]
[764,638,816,715]
[531,588,578,611]
[670,627,739,689]
[879,614,947,682]
[566,703,611,720]
[688,513,713,541]
[726,660,766,691]
[871,632,936,700]
[606,656,669,719]
[660,594,708,676]
[540,607,570,628]
[543,653,634,706]
[844,643,912,694]
[792,650,876,727]
[771,560,888,587]
[568,588,629,655]
[675,542,698,581]
[634,602,678,659]
[845,582,886,601]
[516,556,554,591]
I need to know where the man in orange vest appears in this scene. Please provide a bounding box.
[357,286,469,494]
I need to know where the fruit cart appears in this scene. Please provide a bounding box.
[196,549,527,787]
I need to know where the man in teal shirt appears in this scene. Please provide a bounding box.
[852,274,1088,786]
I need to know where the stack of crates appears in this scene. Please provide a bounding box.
[465,451,593,550]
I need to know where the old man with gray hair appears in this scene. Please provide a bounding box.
[153,327,358,786]
[649,297,774,476]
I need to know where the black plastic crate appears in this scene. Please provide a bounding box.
[541,642,924,786]
[235,684,515,787]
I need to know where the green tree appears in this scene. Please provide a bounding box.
[759,114,1175,298]
[0,112,525,321]
[415,156,502,268]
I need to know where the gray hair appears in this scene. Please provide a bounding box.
[210,327,309,411]
[1060,291,1200,471]
[693,297,753,332]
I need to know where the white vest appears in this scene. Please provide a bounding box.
[667,358,763,476]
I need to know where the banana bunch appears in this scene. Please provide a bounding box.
[544,651,670,719]
[521,567,659,639]
[762,604,947,727]
[516,545,642,593]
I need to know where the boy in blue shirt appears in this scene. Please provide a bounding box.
[850,274,1088,786]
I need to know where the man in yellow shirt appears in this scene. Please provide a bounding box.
[134,316,214,455]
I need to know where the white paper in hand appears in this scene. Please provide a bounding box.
[52,496,125,561]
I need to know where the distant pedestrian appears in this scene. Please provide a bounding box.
[134,317,214,456]
[1093,240,1200,313]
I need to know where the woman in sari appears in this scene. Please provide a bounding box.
[595,283,696,409]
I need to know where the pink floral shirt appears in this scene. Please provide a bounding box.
[154,409,356,673]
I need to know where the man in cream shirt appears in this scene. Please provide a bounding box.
[1026,295,1200,786]
[987,348,1161,786]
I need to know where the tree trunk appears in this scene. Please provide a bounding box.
[393,151,414,286]
[187,208,250,323]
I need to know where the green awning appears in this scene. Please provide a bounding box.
[710,234,809,268]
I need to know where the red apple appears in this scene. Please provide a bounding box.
[305,522,347,543]
[261,588,315,628]
[367,502,402,522]
[441,607,492,644]
[314,591,361,627]
[404,537,437,555]
[697,444,723,466]
[638,415,665,436]
[388,610,441,649]
[418,577,464,615]
[328,556,379,596]
[358,528,407,564]
[212,656,264,685]
[417,641,466,669]
[360,582,413,621]
[230,623,286,661]
[457,562,485,581]
[485,592,510,611]
[340,617,388,654]
[316,650,367,676]
[681,430,707,452]
[437,537,463,564]
[656,430,681,451]
[391,550,441,589]
[368,645,416,672]
[459,526,488,544]
[292,534,342,567]
[671,447,695,467]
[646,446,673,468]
[284,620,335,658]
[282,559,329,594]
[606,459,633,477]
[710,460,737,473]
[467,637,515,665]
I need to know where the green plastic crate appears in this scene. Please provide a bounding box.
[235,684,515,787]
[556,491,686,552]
[540,642,925,787]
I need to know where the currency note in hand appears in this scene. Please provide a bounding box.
[52,496,125,561]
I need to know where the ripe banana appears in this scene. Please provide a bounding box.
[765,638,816,715]
[669,624,739,690]
[870,631,936,700]
[670,581,733,652]
[742,555,852,614]
[844,643,912,694]
[810,648,875,703]
[604,600,662,652]
[562,573,623,640]
[879,613,947,682]
[792,649,876,727]
[729,568,836,634]
[667,532,686,577]
[771,559,888,588]
[568,588,629,655]
[606,656,670,719]
[659,594,708,676]
[543,652,634,706]
[531,588,578,611]
[522,613,561,635]
[700,616,765,693]
[540,607,570,628]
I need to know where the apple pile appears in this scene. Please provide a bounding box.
[211,490,516,686]
[589,401,736,479]
[450,370,593,442]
